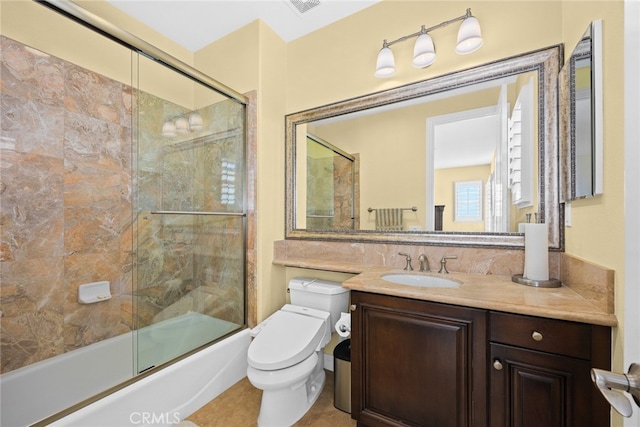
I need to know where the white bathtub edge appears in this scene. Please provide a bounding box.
[50,328,251,427]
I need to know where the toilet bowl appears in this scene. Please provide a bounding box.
[247,305,331,427]
[247,278,350,427]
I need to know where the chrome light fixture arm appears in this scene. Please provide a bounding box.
[381,8,473,49]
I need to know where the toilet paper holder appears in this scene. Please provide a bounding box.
[591,363,640,417]
[335,312,351,338]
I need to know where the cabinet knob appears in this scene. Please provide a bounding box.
[532,331,543,342]
[493,359,504,371]
[350,304,357,312]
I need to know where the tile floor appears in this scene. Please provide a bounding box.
[187,371,356,427]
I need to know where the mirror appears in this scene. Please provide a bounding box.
[560,20,603,201]
[286,45,563,249]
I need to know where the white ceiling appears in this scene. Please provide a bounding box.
[107,0,381,52]
[434,115,498,170]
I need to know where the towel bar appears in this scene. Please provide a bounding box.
[368,206,417,212]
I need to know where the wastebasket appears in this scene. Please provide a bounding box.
[333,338,351,413]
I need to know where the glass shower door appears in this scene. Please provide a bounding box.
[133,54,246,373]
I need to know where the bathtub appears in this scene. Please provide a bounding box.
[0,313,249,427]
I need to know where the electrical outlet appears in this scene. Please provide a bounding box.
[408,225,422,231]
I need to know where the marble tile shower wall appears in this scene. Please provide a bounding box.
[0,35,134,373]
[0,36,245,374]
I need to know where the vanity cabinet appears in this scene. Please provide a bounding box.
[489,312,611,427]
[350,291,488,427]
[350,291,611,427]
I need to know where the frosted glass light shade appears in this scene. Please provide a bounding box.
[412,33,436,68]
[456,16,484,54]
[175,117,190,134]
[161,121,176,137]
[189,112,203,131]
[375,46,396,78]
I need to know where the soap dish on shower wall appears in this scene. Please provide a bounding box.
[78,281,112,304]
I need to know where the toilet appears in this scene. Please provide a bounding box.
[247,278,350,427]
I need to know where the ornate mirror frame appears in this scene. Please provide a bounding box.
[285,45,564,250]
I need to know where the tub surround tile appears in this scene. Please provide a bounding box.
[245,91,258,328]
[0,308,64,372]
[1,93,65,157]
[273,240,616,326]
[0,36,65,106]
[1,36,135,373]
[0,257,66,371]
[0,150,65,261]
[64,63,127,125]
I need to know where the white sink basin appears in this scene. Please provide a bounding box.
[381,273,461,288]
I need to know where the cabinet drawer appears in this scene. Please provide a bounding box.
[490,311,592,359]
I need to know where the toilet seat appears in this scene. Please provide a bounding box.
[248,307,327,370]
[247,352,318,390]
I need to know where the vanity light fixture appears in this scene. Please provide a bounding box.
[375,8,483,78]
[161,112,204,137]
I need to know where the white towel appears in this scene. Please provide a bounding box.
[375,208,403,231]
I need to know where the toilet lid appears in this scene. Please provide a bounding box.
[248,310,325,370]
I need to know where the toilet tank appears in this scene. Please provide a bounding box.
[288,278,350,326]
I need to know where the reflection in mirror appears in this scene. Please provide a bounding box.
[303,74,538,234]
[560,20,603,200]
[286,46,563,249]
[303,134,357,230]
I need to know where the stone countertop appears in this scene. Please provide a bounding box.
[342,268,617,327]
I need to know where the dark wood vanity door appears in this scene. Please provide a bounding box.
[351,291,487,427]
[489,343,593,427]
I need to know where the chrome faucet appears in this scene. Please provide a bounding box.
[438,255,457,274]
[418,254,429,272]
[398,252,413,271]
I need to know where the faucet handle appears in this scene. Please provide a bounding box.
[438,255,457,274]
[398,252,413,271]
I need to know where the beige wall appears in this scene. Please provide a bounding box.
[286,1,562,112]
[560,1,626,407]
